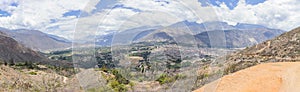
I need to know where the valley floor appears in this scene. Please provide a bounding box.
[194,62,300,92]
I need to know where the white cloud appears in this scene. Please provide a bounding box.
[0,0,91,39]
[0,0,299,40]
[214,0,300,31]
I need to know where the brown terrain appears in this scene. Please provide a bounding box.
[195,62,300,92]
[0,65,82,92]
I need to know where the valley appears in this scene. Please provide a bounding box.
[0,22,298,92]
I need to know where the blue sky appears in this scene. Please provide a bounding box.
[0,9,11,17]
[0,0,299,40]
[198,0,266,9]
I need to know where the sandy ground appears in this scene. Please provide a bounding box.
[194,62,300,92]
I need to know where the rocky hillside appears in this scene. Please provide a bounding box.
[223,26,300,72]
[0,31,45,63]
[193,27,299,90]
[0,28,71,51]
[0,31,71,67]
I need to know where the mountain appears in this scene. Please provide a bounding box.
[0,31,45,64]
[137,26,196,45]
[0,28,71,51]
[170,21,235,34]
[195,28,284,48]
[96,26,162,46]
[94,21,284,48]
[0,31,71,67]
[134,21,284,48]
[234,23,267,29]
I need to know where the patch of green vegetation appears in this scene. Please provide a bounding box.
[99,69,132,92]
[109,79,127,92]
[49,50,72,55]
[156,74,186,85]
[28,71,37,75]
[197,73,210,80]
[14,62,39,69]
[223,63,238,75]
[223,61,258,75]
[45,65,76,77]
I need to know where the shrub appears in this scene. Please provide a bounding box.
[156,74,174,85]
[156,73,186,85]
[28,71,37,75]
[109,79,127,92]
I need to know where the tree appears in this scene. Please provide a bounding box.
[164,48,182,73]
[8,58,15,66]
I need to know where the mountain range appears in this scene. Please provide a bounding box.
[96,21,284,48]
[0,31,71,67]
[0,21,282,50]
[0,27,71,52]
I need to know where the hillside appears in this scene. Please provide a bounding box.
[223,26,300,72]
[193,26,300,91]
[195,28,284,48]
[0,31,45,64]
[0,31,71,67]
[0,28,71,51]
[194,62,300,92]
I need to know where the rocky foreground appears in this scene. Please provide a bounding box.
[0,65,82,92]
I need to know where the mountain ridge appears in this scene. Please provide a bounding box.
[0,27,71,51]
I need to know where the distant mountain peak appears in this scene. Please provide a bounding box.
[234,23,267,29]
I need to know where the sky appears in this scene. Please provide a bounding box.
[0,0,299,40]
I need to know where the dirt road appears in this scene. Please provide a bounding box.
[194,62,300,92]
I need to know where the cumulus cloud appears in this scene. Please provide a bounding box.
[214,0,300,31]
[0,0,298,40]
[73,0,218,40]
[0,0,90,39]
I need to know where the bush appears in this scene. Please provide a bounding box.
[28,71,37,75]
[156,74,186,85]
[100,69,131,92]
[156,74,174,85]
[109,79,127,92]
